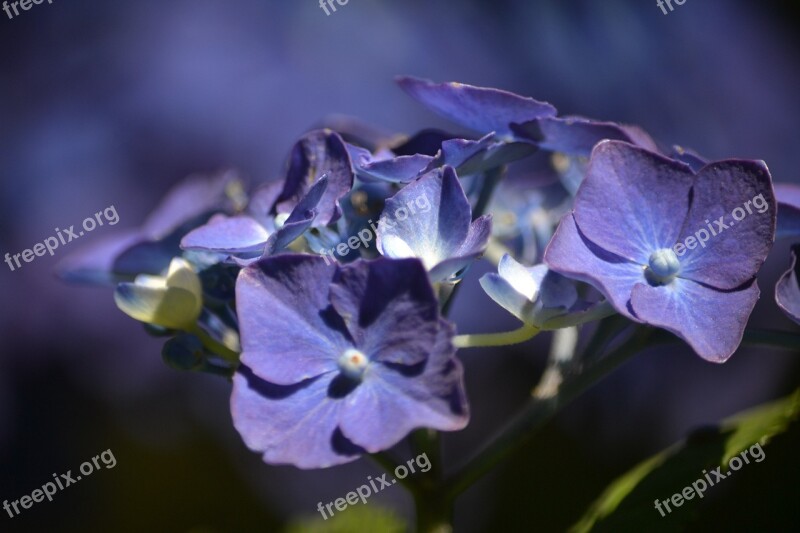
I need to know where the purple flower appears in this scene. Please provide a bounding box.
[544,141,776,362]
[776,245,800,325]
[422,132,537,177]
[396,76,556,136]
[511,116,658,157]
[58,171,241,284]
[347,143,433,184]
[775,183,800,239]
[480,255,578,327]
[376,167,491,282]
[231,255,468,468]
[774,184,800,323]
[274,129,355,225]
[180,177,329,263]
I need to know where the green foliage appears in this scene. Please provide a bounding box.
[571,389,800,532]
[285,505,406,533]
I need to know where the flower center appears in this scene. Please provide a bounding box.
[337,349,369,380]
[646,248,681,285]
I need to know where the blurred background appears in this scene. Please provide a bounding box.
[1,0,799,531]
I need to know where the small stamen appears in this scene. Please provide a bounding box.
[338,349,369,380]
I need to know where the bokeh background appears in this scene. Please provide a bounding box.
[1,0,799,531]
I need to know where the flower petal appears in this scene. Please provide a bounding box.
[479,272,531,323]
[573,141,694,264]
[142,171,238,239]
[377,167,472,270]
[676,160,776,290]
[396,76,556,135]
[236,255,348,385]
[427,214,492,282]
[276,129,354,225]
[354,153,434,184]
[544,214,644,320]
[775,183,800,239]
[630,278,760,363]
[511,116,656,156]
[265,176,329,253]
[231,367,363,468]
[776,245,800,325]
[339,321,468,452]
[181,215,270,254]
[328,258,439,366]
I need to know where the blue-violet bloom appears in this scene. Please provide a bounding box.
[544,141,776,362]
[231,255,468,468]
[376,166,491,282]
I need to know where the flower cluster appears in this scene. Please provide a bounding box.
[61,76,787,469]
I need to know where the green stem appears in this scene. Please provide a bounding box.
[444,326,660,499]
[412,165,506,531]
[190,326,240,363]
[453,324,540,349]
[412,429,443,480]
[369,452,415,491]
[413,488,453,533]
[541,300,616,330]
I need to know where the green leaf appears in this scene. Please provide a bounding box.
[284,505,406,533]
[571,388,800,533]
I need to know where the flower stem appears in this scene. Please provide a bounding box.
[190,325,240,363]
[453,324,540,349]
[444,326,660,499]
[413,488,453,533]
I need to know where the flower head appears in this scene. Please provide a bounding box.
[180,176,330,263]
[396,76,556,136]
[776,245,800,325]
[58,171,241,284]
[231,255,468,468]
[376,166,491,282]
[545,141,776,362]
[480,255,577,327]
[274,129,354,225]
[775,183,800,239]
[114,257,203,329]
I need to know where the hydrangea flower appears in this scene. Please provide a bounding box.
[180,176,329,263]
[480,254,578,327]
[775,183,800,239]
[422,132,537,177]
[396,77,657,179]
[544,141,776,362]
[776,245,800,325]
[396,76,556,136]
[114,257,203,329]
[489,180,571,263]
[511,116,658,156]
[274,129,354,225]
[58,171,242,284]
[774,184,800,323]
[347,143,433,184]
[231,255,468,468]
[376,166,491,282]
